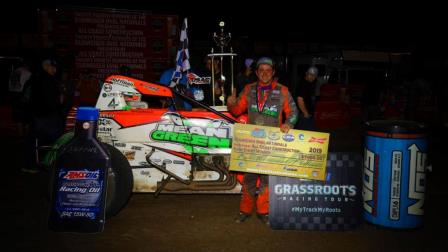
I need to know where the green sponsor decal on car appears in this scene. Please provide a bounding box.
[151,130,231,149]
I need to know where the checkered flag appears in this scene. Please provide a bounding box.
[170,18,190,88]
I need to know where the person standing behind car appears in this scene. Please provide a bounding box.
[75,69,101,107]
[193,56,223,107]
[159,67,192,110]
[22,59,64,173]
[227,57,298,225]
[235,58,256,94]
[296,66,318,130]
[9,60,33,132]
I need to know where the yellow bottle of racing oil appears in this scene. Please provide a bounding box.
[48,107,110,233]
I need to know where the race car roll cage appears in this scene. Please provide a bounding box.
[143,84,239,196]
[169,86,238,124]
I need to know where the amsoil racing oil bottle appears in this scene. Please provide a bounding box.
[48,107,110,233]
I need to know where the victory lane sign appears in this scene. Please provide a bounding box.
[229,123,330,181]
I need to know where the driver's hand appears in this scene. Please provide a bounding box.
[227,88,237,106]
[280,124,291,133]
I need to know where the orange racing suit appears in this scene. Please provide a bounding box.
[229,80,298,215]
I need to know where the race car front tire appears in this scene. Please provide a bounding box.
[104,143,133,218]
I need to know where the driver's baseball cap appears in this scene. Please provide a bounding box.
[256,57,274,68]
[306,66,318,76]
[42,59,57,67]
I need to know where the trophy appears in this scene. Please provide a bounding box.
[208,21,237,108]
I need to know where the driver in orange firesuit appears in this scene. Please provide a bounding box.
[227,57,298,225]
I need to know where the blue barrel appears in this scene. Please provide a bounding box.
[363,120,427,228]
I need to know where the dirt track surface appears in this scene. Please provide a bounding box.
[4,124,448,252]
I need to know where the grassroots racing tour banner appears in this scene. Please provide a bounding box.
[269,152,363,231]
[229,123,330,181]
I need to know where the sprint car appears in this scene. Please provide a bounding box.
[53,75,246,217]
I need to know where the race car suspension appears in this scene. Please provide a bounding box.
[193,155,226,181]
[157,155,237,192]
[145,148,193,197]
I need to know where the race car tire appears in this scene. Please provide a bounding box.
[104,143,134,218]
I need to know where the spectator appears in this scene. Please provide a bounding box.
[296,66,318,130]
[159,67,192,110]
[235,58,256,94]
[75,69,101,107]
[194,56,223,106]
[22,59,64,173]
[9,60,33,125]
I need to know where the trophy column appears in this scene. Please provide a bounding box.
[208,21,237,110]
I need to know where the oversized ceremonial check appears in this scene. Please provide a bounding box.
[229,123,330,181]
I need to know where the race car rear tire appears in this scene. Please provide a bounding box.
[104,143,134,218]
